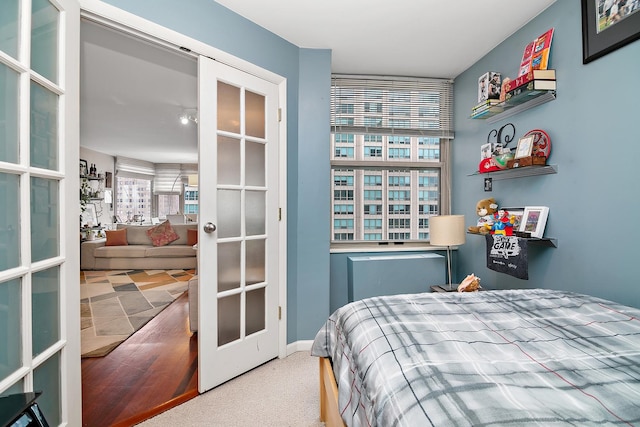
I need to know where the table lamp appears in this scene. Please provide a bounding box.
[429,215,466,291]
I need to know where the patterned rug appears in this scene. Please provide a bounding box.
[80,269,195,358]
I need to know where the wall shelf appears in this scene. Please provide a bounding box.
[468,232,557,248]
[469,164,557,180]
[470,90,556,124]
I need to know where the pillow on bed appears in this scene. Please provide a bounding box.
[105,229,128,246]
[146,220,179,247]
[187,228,198,246]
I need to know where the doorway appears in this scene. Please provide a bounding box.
[78,9,287,423]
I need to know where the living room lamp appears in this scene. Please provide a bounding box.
[429,215,466,291]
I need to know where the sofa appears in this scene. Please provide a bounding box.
[80,222,198,270]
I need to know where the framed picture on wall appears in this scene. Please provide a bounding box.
[105,171,113,188]
[581,0,640,64]
[80,159,88,177]
[519,206,549,239]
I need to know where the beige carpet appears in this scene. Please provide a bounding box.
[137,351,325,427]
[80,269,195,357]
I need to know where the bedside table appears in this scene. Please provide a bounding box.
[430,285,459,293]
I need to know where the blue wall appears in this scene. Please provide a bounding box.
[452,1,640,308]
[100,0,332,341]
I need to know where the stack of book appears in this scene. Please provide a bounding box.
[470,99,503,119]
[502,69,556,105]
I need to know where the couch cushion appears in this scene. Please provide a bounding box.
[105,229,128,246]
[187,228,198,246]
[118,225,155,245]
[94,245,149,258]
[171,223,197,245]
[145,245,197,258]
[146,220,180,246]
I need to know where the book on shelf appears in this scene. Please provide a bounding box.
[518,28,554,76]
[504,80,556,104]
[472,99,501,112]
[503,69,556,93]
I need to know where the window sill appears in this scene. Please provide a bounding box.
[330,242,460,254]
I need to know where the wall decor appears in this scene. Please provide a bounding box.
[515,135,534,159]
[80,159,88,177]
[581,0,640,64]
[520,206,549,239]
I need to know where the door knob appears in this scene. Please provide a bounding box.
[203,222,217,233]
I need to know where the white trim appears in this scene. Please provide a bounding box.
[278,84,288,359]
[286,340,314,355]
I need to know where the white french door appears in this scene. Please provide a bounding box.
[0,0,81,425]
[197,56,280,392]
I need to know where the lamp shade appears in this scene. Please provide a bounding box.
[430,215,466,246]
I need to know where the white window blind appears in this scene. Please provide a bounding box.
[331,75,454,140]
[115,156,155,179]
[154,164,182,194]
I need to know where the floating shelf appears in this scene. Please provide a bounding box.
[470,90,556,124]
[468,164,557,180]
[468,232,557,248]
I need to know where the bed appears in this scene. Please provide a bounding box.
[311,289,640,426]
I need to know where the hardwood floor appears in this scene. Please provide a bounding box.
[81,292,198,426]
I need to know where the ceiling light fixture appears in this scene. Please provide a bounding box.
[179,108,198,125]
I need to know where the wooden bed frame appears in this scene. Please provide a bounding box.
[318,357,346,427]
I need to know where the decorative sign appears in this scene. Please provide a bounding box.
[485,234,529,280]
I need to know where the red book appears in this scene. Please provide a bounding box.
[503,69,556,93]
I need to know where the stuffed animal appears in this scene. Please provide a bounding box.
[467,197,498,235]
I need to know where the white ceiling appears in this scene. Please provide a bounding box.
[80,0,556,164]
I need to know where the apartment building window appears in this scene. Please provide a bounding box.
[330,75,453,244]
[115,176,152,222]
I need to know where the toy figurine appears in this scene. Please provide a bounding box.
[491,209,516,236]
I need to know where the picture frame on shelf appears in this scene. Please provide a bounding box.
[502,207,525,231]
[80,159,88,177]
[480,142,493,160]
[514,135,534,159]
[581,0,640,64]
[519,206,549,239]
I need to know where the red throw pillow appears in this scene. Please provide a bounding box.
[105,229,128,246]
[146,220,179,247]
[187,228,198,246]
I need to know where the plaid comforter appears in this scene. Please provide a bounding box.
[311,289,640,426]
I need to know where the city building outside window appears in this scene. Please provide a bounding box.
[330,75,454,244]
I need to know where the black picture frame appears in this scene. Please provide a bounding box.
[581,0,640,64]
[80,159,88,177]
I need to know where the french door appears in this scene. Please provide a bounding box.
[0,0,81,425]
[197,56,281,392]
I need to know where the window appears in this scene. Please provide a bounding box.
[330,75,454,243]
[115,176,152,222]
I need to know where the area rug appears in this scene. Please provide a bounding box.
[80,269,195,358]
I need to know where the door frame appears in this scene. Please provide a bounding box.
[77,0,289,359]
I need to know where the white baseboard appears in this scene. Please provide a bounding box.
[286,340,314,355]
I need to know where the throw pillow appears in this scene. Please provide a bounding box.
[146,220,180,247]
[187,228,198,246]
[105,229,128,246]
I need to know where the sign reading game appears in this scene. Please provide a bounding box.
[485,234,529,280]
